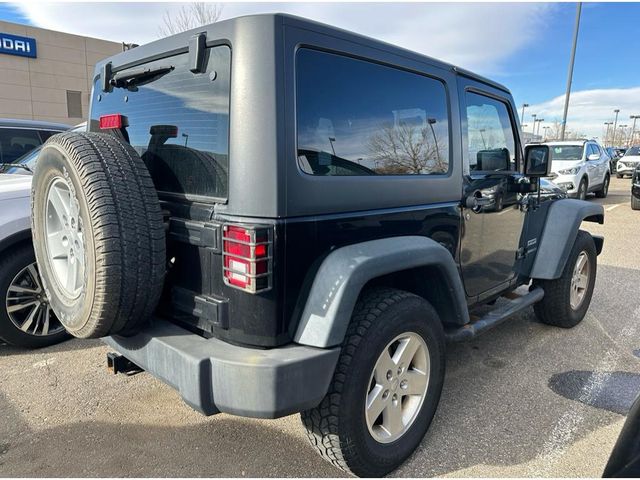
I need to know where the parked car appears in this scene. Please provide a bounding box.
[616,146,640,178]
[604,147,619,173]
[0,119,68,164]
[0,124,84,348]
[543,140,611,199]
[632,163,640,210]
[29,15,605,477]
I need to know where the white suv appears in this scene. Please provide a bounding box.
[544,140,611,199]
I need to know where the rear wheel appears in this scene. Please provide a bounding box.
[31,132,166,339]
[595,174,610,198]
[632,195,640,210]
[301,288,445,477]
[533,230,597,328]
[0,244,68,348]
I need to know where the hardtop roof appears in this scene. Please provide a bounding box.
[95,13,511,95]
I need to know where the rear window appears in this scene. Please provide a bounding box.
[90,46,231,201]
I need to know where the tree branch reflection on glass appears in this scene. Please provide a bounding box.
[367,119,448,175]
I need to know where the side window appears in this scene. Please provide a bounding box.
[296,48,450,176]
[0,128,43,163]
[465,92,517,172]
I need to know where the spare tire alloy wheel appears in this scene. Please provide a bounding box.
[45,176,85,300]
[31,132,166,339]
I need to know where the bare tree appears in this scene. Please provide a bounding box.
[158,3,223,37]
[368,122,447,175]
[545,120,586,141]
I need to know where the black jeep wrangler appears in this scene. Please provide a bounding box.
[30,14,605,477]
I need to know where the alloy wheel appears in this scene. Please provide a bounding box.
[44,177,86,298]
[6,262,64,336]
[365,332,430,443]
[570,251,590,310]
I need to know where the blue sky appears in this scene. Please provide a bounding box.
[2,2,639,137]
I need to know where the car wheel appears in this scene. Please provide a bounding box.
[0,243,69,348]
[533,230,597,328]
[577,178,588,200]
[301,288,445,477]
[31,132,166,339]
[617,173,623,179]
[595,174,610,198]
[632,195,640,211]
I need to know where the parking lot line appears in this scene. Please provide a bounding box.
[606,204,621,211]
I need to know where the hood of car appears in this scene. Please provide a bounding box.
[0,173,32,201]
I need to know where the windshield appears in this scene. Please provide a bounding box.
[624,147,640,156]
[90,46,231,201]
[550,145,584,161]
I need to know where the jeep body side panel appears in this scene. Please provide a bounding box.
[529,198,604,279]
[294,236,470,348]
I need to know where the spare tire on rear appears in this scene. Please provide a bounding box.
[31,132,166,338]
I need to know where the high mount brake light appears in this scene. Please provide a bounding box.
[222,224,272,293]
[99,114,127,130]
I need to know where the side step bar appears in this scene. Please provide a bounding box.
[445,287,544,342]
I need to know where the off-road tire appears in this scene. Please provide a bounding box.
[595,174,610,198]
[31,132,165,338]
[533,230,597,328]
[300,288,446,477]
[0,243,69,348]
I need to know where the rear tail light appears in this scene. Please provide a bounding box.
[99,114,128,129]
[222,224,272,293]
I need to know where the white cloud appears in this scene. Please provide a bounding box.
[526,87,640,140]
[11,2,553,74]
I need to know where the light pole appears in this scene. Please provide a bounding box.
[604,122,613,147]
[612,109,620,146]
[561,2,582,140]
[328,137,336,156]
[543,126,550,141]
[521,103,529,124]
[479,128,487,149]
[531,113,537,135]
[629,115,639,147]
[536,119,545,137]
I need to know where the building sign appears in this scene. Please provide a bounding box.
[0,33,37,58]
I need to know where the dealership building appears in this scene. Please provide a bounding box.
[0,20,123,125]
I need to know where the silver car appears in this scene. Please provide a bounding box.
[544,140,611,199]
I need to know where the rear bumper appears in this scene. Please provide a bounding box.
[103,320,340,419]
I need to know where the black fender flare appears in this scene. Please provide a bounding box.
[293,236,470,348]
[530,199,604,280]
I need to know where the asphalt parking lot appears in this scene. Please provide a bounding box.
[1,176,639,478]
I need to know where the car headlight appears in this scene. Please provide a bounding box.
[558,167,580,175]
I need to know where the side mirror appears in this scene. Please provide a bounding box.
[587,153,600,161]
[524,144,551,177]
